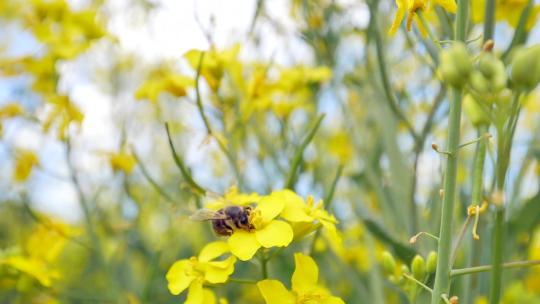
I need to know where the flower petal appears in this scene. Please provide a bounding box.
[256,220,293,248]
[198,241,229,263]
[388,6,406,36]
[257,280,295,304]
[185,279,204,304]
[202,288,217,304]
[228,230,261,261]
[278,190,314,222]
[256,194,285,222]
[323,296,346,304]
[204,256,236,283]
[166,260,195,295]
[292,253,319,293]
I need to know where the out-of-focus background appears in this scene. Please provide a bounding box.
[0,0,539,303]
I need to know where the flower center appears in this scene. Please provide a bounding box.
[297,291,325,303]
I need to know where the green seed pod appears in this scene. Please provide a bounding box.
[463,94,490,126]
[492,72,507,93]
[511,45,540,90]
[381,251,397,274]
[426,251,438,273]
[411,255,426,280]
[449,42,473,77]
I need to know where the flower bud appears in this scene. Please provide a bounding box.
[470,71,490,93]
[463,94,489,126]
[411,255,426,280]
[426,251,438,273]
[511,45,540,90]
[440,42,472,88]
[381,251,397,274]
[478,53,501,80]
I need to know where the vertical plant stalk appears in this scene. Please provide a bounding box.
[430,90,463,304]
[431,0,468,302]
[483,0,496,42]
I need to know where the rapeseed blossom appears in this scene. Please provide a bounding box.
[166,241,236,303]
[388,0,457,36]
[257,253,344,304]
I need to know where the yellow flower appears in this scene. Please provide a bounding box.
[166,241,236,303]
[204,185,262,210]
[388,0,457,36]
[42,94,84,139]
[277,190,339,241]
[0,217,79,287]
[109,152,137,174]
[135,73,194,103]
[184,45,241,92]
[472,0,540,29]
[13,150,39,182]
[257,253,345,304]
[0,102,24,118]
[227,193,293,261]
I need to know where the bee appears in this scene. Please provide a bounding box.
[189,205,255,236]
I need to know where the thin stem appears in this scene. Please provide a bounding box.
[430,89,464,304]
[132,149,176,203]
[451,260,540,277]
[164,123,206,195]
[309,165,343,255]
[369,2,420,145]
[489,207,505,304]
[403,273,433,293]
[417,11,441,50]
[259,252,268,279]
[284,114,325,189]
[450,215,471,266]
[483,0,496,42]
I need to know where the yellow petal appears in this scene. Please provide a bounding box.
[292,253,319,292]
[257,280,295,304]
[198,241,229,263]
[202,288,217,304]
[255,220,293,248]
[204,256,236,283]
[166,260,195,295]
[388,6,406,36]
[185,279,204,304]
[256,194,285,222]
[228,230,261,261]
[323,296,346,304]
[278,190,314,222]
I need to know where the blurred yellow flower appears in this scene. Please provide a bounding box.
[109,152,137,174]
[257,253,344,304]
[42,94,84,139]
[13,150,39,182]
[205,185,261,210]
[388,0,456,36]
[184,45,241,92]
[0,102,24,118]
[135,73,194,103]
[472,0,540,29]
[0,218,79,287]
[228,193,293,261]
[166,241,236,302]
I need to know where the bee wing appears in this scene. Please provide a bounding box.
[189,209,226,221]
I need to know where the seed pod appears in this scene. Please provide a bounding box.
[478,53,499,79]
[411,255,426,280]
[463,94,489,126]
[511,45,540,90]
[381,251,397,274]
[426,251,438,273]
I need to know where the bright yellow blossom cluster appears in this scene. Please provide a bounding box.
[388,0,456,36]
[166,187,342,303]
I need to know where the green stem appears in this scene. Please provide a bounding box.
[472,125,488,206]
[132,150,175,203]
[164,123,206,195]
[451,260,540,277]
[489,207,505,304]
[417,11,441,50]
[430,89,464,304]
[284,114,325,189]
[483,0,496,42]
[259,252,268,279]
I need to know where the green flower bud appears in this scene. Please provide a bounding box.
[440,42,472,88]
[426,251,438,273]
[478,53,501,80]
[511,45,540,90]
[470,71,490,93]
[381,251,397,274]
[411,255,426,280]
[463,94,490,126]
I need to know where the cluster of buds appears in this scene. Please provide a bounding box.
[381,250,437,283]
[439,42,473,89]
